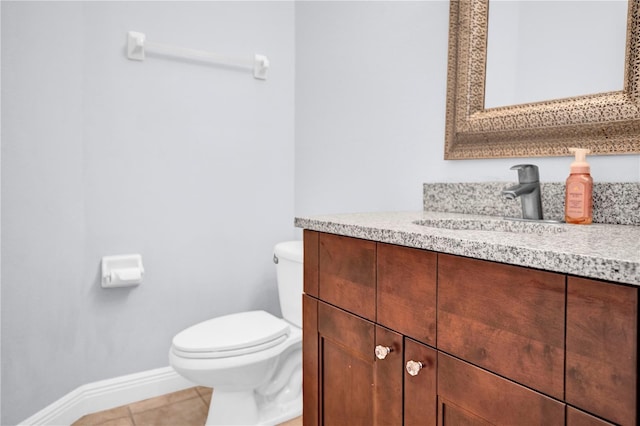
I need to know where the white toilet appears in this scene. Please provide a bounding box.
[169,241,303,426]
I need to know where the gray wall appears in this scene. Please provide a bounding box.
[294,1,640,217]
[1,2,295,424]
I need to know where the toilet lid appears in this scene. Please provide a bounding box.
[172,310,290,357]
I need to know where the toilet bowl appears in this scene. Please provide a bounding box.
[169,241,303,426]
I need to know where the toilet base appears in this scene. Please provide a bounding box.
[205,389,302,426]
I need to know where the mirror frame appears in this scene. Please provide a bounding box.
[444,0,640,159]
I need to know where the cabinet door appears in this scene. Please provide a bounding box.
[404,338,437,426]
[305,300,406,426]
[377,243,437,346]
[374,326,403,426]
[438,254,565,399]
[319,301,375,425]
[437,353,564,425]
[566,277,638,426]
[318,233,376,321]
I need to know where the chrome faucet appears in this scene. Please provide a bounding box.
[502,164,543,220]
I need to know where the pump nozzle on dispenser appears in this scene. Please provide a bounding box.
[569,148,591,174]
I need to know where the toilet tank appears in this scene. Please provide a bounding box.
[274,241,303,328]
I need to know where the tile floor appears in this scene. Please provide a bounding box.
[71,387,302,426]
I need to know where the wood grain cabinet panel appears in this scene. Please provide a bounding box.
[303,230,319,297]
[437,353,565,425]
[377,243,437,346]
[437,254,566,399]
[302,295,318,426]
[404,338,437,425]
[318,233,376,321]
[373,326,403,426]
[566,277,638,426]
[567,407,616,426]
[306,300,408,426]
[316,301,375,426]
[438,399,494,426]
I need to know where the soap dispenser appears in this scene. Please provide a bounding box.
[565,148,593,224]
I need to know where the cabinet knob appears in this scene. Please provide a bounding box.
[374,345,393,360]
[406,360,423,376]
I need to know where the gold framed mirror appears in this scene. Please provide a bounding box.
[444,0,640,159]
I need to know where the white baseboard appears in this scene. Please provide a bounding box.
[20,367,195,426]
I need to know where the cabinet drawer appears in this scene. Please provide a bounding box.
[437,254,566,399]
[377,243,437,345]
[566,277,637,426]
[318,233,376,321]
[437,353,564,425]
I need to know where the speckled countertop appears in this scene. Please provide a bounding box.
[294,211,640,286]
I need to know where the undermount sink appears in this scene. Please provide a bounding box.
[412,218,567,234]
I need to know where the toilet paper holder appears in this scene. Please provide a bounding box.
[101,254,144,288]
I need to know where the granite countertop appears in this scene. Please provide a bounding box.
[294,211,640,286]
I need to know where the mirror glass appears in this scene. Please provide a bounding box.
[485,1,627,109]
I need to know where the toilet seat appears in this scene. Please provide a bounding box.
[172,310,290,359]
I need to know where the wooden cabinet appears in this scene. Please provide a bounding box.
[303,296,423,426]
[378,243,437,346]
[566,277,638,425]
[304,231,437,426]
[303,230,639,425]
[437,353,564,425]
[303,295,376,426]
[317,300,375,425]
[404,338,437,425]
[566,407,616,426]
[374,326,404,425]
[438,254,565,399]
[318,233,376,321]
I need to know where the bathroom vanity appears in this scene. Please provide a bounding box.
[296,205,639,425]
